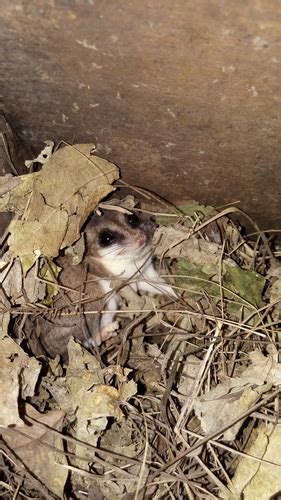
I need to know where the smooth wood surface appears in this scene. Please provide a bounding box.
[1,0,281,230]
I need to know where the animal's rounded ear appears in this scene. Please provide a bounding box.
[83,211,104,245]
[143,217,157,237]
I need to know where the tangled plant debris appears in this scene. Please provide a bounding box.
[0,141,280,499]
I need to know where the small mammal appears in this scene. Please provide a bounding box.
[38,207,177,357]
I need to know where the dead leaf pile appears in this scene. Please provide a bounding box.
[1,143,119,263]
[0,142,280,499]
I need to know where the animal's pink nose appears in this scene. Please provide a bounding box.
[137,233,146,246]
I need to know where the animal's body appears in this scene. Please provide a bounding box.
[38,208,177,357]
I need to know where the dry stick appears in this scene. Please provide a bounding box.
[159,352,181,433]
[228,335,241,378]
[163,482,177,500]
[8,302,281,344]
[0,221,13,250]
[189,483,218,499]
[0,257,15,285]
[117,312,151,366]
[149,387,280,484]
[174,321,222,434]
[12,477,23,500]
[55,463,139,483]
[183,481,195,500]
[98,202,132,215]
[157,205,274,263]
[185,428,281,469]
[118,179,183,213]
[217,239,227,376]
[195,455,231,498]
[134,401,150,500]
[8,425,135,480]
[24,417,191,486]
[0,481,12,494]
[0,132,19,175]
[207,443,234,492]
[126,396,198,481]
[218,240,226,321]
[124,403,167,468]
[252,411,281,424]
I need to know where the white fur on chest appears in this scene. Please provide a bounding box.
[102,254,142,279]
[100,249,177,297]
[97,248,177,339]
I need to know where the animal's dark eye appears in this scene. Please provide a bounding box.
[99,230,116,247]
[126,213,140,228]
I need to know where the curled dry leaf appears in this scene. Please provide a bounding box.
[222,424,281,499]
[60,340,137,467]
[154,225,265,317]
[3,143,119,262]
[0,313,41,427]
[98,421,150,499]
[64,233,85,265]
[1,403,67,498]
[125,326,163,390]
[0,254,42,304]
[249,350,281,385]
[0,251,59,306]
[194,351,279,441]
[100,420,139,459]
[154,225,221,266]
[0,173,35,213]
[65,338,105,399]
[100,194,137,212]
[176,354,202,396]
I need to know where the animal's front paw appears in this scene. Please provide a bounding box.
[90,321,120,347]
[137,279,178,299]
[100,320,120,342]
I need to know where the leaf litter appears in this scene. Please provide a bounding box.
[0,142,280,499]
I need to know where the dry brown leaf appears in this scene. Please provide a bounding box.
[195,384,269,441]
[118,376,138,402]
[4,144,119,261]
[223,424,281,499]
[0,313,41,427]
[9,210,69,260]
[0,253,23,303]
[98,418,150,500]
[154,225,221,270]
[194,352,277,441]
[176,354,202,396]
[65,339,104,399]
[2,403,67,498]
[74,384,124,465]
[0,174,22,196]
[100,420,139,459]
[100,194,137,212]
[250,351,281,385]
[61,340,138,468]
[0,252,56,306]
[119,285,160,322]
[0,173,33,212]
[64,233,85,265]
[98,420,150,499]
